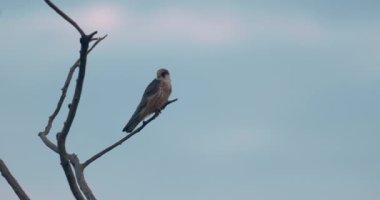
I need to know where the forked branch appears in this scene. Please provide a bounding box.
[39,35,107,154]
[41,1,99,199]
[55,32,98,200]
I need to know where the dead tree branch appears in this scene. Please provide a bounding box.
[55,25,97,200]
[70,155,94,199]
[0,159,30,200]
[44,0,85,36]
[38,35,107,154]
[40,1,99,199]
[82,98,178,168]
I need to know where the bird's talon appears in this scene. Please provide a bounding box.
[154,108,162,114]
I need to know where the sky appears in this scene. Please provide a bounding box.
[1,0,380,199]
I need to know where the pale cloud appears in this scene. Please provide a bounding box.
[3,3,374,48]
[70,5,329,46]
[112,6,245,46]
[71,4,124,33]
[14,4,245,46]
[135,7,243,45]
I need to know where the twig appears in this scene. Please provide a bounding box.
[0,159,30,200]
[82,99,178,168]
[39,134,59,153]
[44,0,85,36]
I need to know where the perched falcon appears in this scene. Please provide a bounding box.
[123,68,172,132]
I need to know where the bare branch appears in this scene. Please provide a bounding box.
[39,134,59,153]
[39,34,107,136]
[42,1,100,199]
[82,99,178,168]
[89,35,108,47]
[38,35,107,153]
[39,1,113,199]
[0,159,30,200]
[56,32,98,200]
[70,155,96,200]
[161,98,178,110]
[58,33,95,146]
[44,0,85,36]
[58,153,85,200]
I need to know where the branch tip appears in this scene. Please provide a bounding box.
[89,31,98,38]
[44,0,85,36]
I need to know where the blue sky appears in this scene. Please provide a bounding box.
[1,0,380,199]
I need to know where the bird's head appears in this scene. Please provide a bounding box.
[156,68,170,79]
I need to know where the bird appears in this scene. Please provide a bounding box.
[123,68,172,133]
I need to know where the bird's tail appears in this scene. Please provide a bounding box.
[123,114,142,133]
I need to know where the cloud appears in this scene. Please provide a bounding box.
[70,5,329,46]
[4,3,243,46]
[72,4,124,33]
[136,7,242,45]
[111,6,245,46]
[3,3,376,48]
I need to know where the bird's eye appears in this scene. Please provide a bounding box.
[161,71,168,77]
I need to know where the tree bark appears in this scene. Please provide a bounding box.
[0,159,30,200]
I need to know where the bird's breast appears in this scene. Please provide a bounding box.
[156,79,172,109]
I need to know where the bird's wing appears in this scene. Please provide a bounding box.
[131,79,161,117]
[123,79,161,132]
[143,78,161,98]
